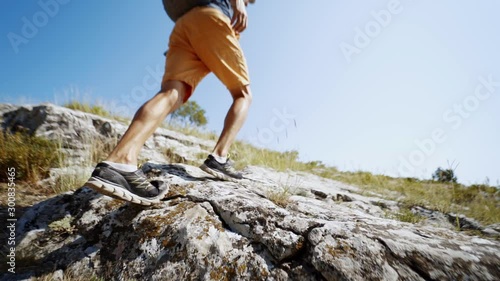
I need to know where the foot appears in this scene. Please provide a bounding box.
[200,155,243,181]
[84,162,169,206]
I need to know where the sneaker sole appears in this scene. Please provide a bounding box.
[200,164,239,182]
[84,177,169,206]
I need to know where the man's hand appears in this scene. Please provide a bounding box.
[231,0,248,33]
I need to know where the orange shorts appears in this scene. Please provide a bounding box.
[162,6,250,102]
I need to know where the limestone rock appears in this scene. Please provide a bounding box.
[2,104,500,280]
[4,162,499,280]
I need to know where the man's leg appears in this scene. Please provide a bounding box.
[183,7,252,180]
[199,85,252,181]
[212,85,252,158]
[107,80,188,166]
[85,80,188,205]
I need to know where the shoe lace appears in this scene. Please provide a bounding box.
[222,154,239,174]
[128,170,156,191]
[223,163,237,173]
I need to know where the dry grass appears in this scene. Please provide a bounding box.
[327,171,500,225]
[52,173,89,194]
[0,132,61,183]
[52,133,118,194]
[386,208,425,224]
[266,176,306,208]
[162,121,219,141]
[0,128,116,195]
[230,140,330,172]
[63,100,131,124]
[64,101,111,118]
[88,136,119,164]
[266,188,291,208]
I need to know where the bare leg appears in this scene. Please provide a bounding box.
[106,80,188,166]
[212,85,252,158]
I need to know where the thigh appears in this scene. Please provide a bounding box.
[162,20,210,101]
[185,7,251,91]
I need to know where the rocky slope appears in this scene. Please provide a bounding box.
[1,104,499,281]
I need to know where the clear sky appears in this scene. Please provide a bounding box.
[1,0,499,185]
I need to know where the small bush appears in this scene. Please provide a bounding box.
[170,100,208,127]
[432,167,457,183]
[0,132,61,183]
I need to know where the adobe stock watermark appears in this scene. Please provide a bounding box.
[7,0,72,54]
[249,108,296,145]
[339,0,408,63]
[111,64,164,117]
[6,167,17,274]
[398,75,499,176]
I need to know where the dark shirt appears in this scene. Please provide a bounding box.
[163,0,233,22]
[208,0,233,19]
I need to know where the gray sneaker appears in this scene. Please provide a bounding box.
[84,162,169,206]
[200,155,243,181]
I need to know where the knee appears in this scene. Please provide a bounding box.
[158,80,189,104]
[230,85,252,104]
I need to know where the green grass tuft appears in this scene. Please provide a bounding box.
[64,101,111,118]
[388,208,425,224]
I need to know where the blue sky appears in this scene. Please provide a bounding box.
[1,0,499,185]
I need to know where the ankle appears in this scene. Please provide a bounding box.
[210,153,227,164]
[102,161,137,172]
[105,154,137,166]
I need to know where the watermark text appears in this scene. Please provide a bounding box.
[6,167,17,274]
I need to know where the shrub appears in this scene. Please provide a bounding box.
[432,167,457,183]
[170,100,207,127]
[0,132,61,183]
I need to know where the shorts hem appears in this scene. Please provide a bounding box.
[162,75,197,102]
